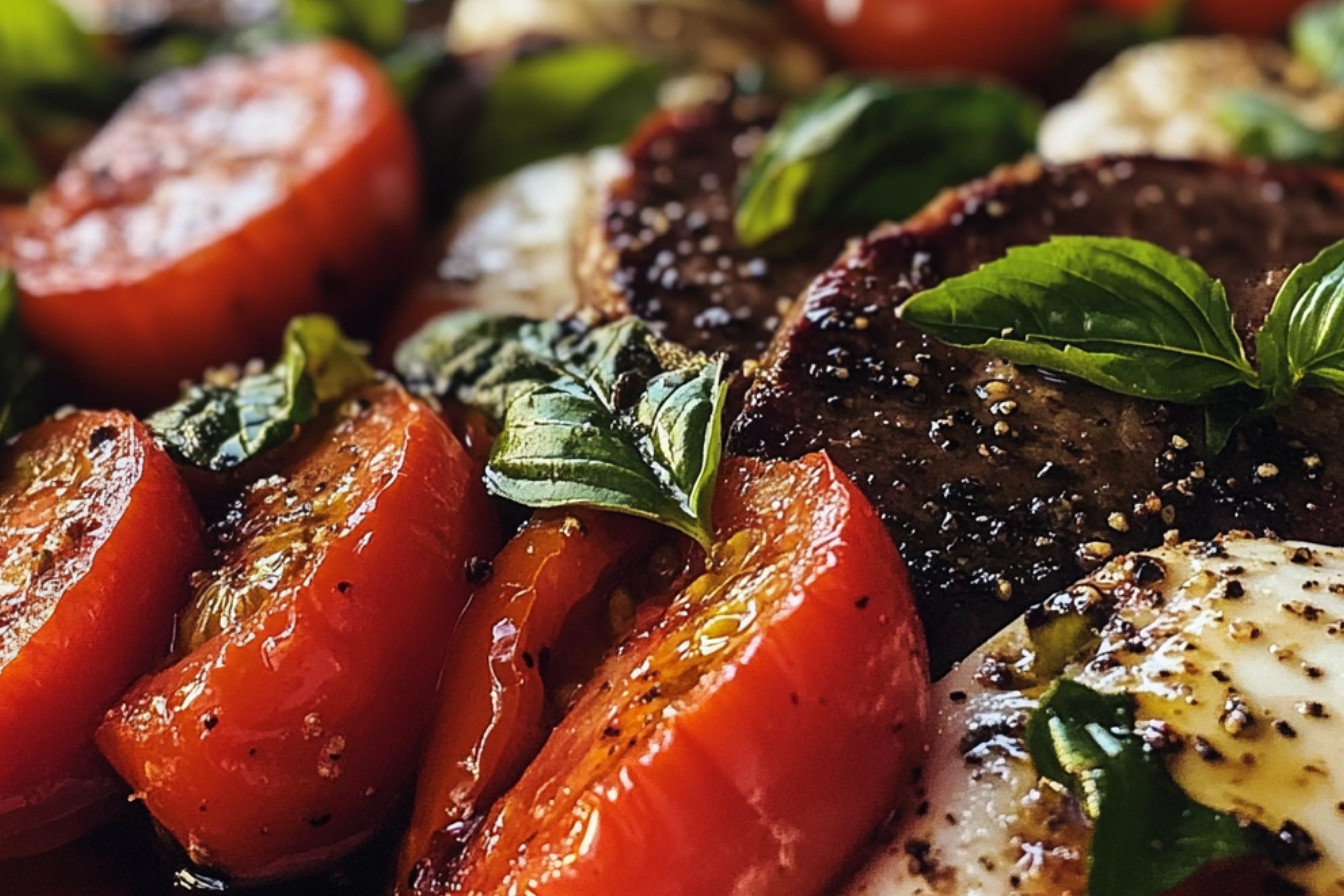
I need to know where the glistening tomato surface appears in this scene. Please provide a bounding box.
[422,453,930,896]
[786,0,1077,81]
[0,411,204,859]
[396,511,662,894]
[10,39,420,409]
[96,384,500,883]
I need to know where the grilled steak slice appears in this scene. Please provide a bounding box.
[579,100,848,366]
[730,156,1344,673]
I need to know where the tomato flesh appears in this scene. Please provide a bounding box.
[96,384,500,883]
[11,40,421,409]
[786,0,1078,82]
[0,411,204,858]
[396,510,664,892]
[417,453,930,896]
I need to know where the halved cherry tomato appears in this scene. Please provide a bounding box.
[1095,0,1312,35]
[396,510,665,893]
[0,411,204,859]
[786,0,1078,82]
[11,40,420,409]
[414,453,930,896]
[95,383,500,884]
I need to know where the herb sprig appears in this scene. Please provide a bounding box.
[396,313,728,547]
[900,235,1344,450]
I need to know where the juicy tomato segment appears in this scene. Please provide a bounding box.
[95,384,500,883]
[421,453,930,896]
[787,0,1077,81]
[11,40,420,408]
[0,411,205,859]
[396,510,663,892]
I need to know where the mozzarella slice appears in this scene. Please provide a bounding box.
[839,534,1344,896]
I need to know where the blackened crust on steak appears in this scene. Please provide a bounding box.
[730,156,1344,673]
[579,100,848,367]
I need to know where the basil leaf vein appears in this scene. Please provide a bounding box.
[148,314,374,471]
[395,313,727,546]
[1027,679,1259,896]
[735,77,1040,248]
[900,236,1258,404]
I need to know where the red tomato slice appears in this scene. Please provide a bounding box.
[0,411,205,859]
[11,40,420,409]
[396,510,663,892]
[786,0,1078,81]
[95,384,500,883]
[411,452,930,896]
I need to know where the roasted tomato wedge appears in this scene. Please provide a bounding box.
[786,0,1077,81]
[96,383,500,884]
[11,39,420,408]
[396,511,664,892]
[0,411,204,859]
[413,453,930,896]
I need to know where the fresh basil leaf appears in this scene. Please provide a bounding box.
[396,313,727,546]
[735,77,1039,248]
[1067,0,1186,55]
[899,236,1259,404]
[1293,0,1344,83]
[148,315,374,471]
[0,270,45,440]
[470,46,665,186]
[1216,91,1344,165]
[0,0,108,103]
[283,0,404,54]
[1256,237,1344,408]
[1027,679,1258,896]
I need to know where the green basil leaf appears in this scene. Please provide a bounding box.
[396,313,727,546]
[1068,0,1186,55]
[735,78,1040,248]
[283,0,404,54]
[1256,237,1344,407]
[148,315,374,471]
[1216,91,1344,165]
[469,46,665,186]
[1293,0,1344,83]
[0,270,46,440]
[0,0,108,103]
[899,236,1259,404]
[1027,679,1259,896]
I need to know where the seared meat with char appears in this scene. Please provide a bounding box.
[580,99,847,366]
[730,156,1344,672]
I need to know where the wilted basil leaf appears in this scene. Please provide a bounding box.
[735,78,1040,248]
[148,315,374,471]
[1293,0,1344,83]
[469,46,665,186]
[0,270,46,440]
[1256,237,1344,407]
[899,236,1258,404]
[396,313,727,546]
[283,0,404,54]
[1216,91,1344,165]
[1027,679,1259,896]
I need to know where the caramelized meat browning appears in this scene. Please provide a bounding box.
[580,100,847,366]
[731,156,1344,672]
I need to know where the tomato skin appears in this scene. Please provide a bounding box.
[423,453,930,896]
[787,0,1078,81]
[95,384,501,883]
[11,40,420,409]
[396,510,660,893]
[1094,0,1312,34]
[0,411,205,859]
